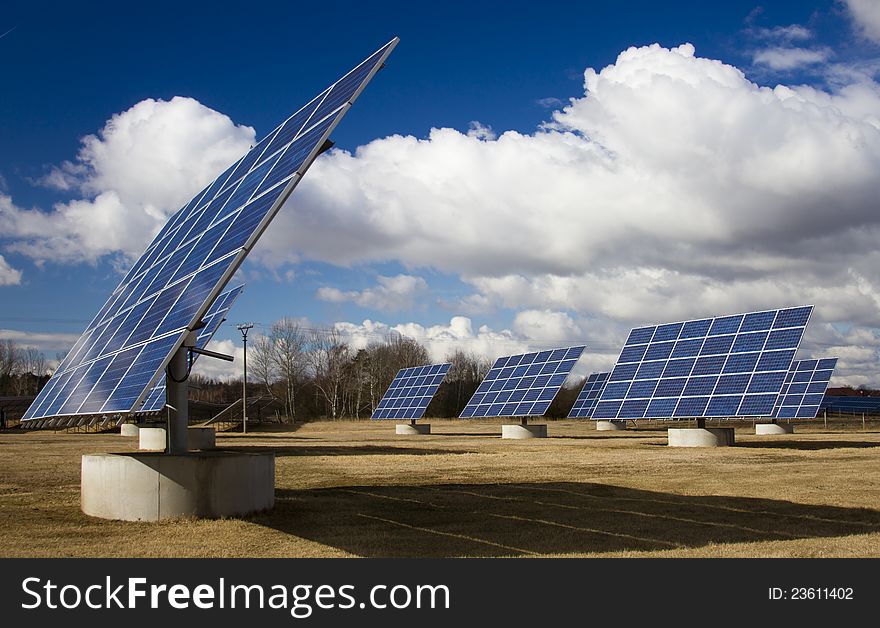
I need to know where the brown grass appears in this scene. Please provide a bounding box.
[1,419,880,558]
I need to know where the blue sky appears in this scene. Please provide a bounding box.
[2,0,880,384]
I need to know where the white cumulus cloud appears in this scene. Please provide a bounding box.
[753,46,831,70]
[1,97,255,265]
[316,274,428,311]
[844,0,880,44]
[0,254,21,286]
[252,41,880,384]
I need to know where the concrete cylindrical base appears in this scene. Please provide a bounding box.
[120,423,140,437]
[396,423,431,435]
[138,427,166,451]
[755,423,794,435]
[668,427,735,447]
[188,427,216,449]
[502,424,548,439]
[81,451,275,521]
[596,420,627,431]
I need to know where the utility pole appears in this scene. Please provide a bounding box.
[237,323,254,434]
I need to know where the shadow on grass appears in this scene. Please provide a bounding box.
[738,440,880,451]
[551,434,663,441]
[231,445,476,457]
[254,481,880,557]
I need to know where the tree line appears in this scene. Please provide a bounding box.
[185,319,588,421]
[0,340,50,397]
[189,319,500,421]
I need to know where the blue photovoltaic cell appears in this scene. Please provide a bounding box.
[138,286,244,413]
[460,346,585,418]
[568,372,611,418]
[772,357,838,419]
[23,38,398,421]
[593,306,812,420]
[371,363,452,420]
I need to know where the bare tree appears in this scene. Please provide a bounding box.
[250,334,278,399]
[349,349,373,419]
[363,333,430,413]
[14,347,47,395]
[307,328,350,419]
[439,349,492,416]
[0,339,19,379]
[270,319,308,421]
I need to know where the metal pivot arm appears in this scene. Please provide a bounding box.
[317,139,334,156]
[191,347,234,362]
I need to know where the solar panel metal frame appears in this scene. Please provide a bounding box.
[772,357,837,419]
[459,346,586,418]
[593,306,813,420]
[567,371,610,418]
[23,38,399,421]
[137,285,244,413]
[371,363,452,420]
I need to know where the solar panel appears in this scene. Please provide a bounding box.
[772,357,837,419]
[371,363,452,420]
[23,38,399,421]
[594,306,813,420]
[138,285,243,412]
[820,395,880,413]
[567,372,610,418]
[459,346,585,418]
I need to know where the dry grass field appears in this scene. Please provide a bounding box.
[2,419,880,558]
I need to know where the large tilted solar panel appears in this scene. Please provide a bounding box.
[23,38,399,421]
[138,285,243,413]
[594,306,813,420]
[459,346,585,418]
[772,357,837,419]
[568,372,610,418]
[371,363,451,420]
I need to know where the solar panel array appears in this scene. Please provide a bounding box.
[138,285,243,412]
[23,38,398,421]
[460,346,585,418]
[568,372,610,418]
[594,306,813,420]
[820,395,880,414]
[371,363,452,420]
[772,357,837,419]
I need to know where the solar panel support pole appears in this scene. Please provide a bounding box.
[166,336,194,454]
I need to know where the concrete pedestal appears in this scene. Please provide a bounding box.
[668,427,735,447]
[755,423,794,435]
[502,424,548,439]
[138,426,217,451]
[138,427,167,451]
[81,451,275,521]
[396,423,431,435]
[596,420,627,431]
[188,426,216,449]
[120,423,140,437]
